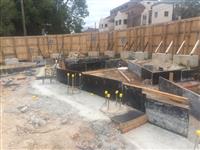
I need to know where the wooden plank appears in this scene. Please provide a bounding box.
[118,70,131,83]
[124,83,188,105]
[120,115,148,133]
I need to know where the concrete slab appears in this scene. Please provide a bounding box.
[5,58,19,65]
[31,80,194,149]
[152,53,172,63]
[104,51,115,58]
[120,51,133,59]
[124,123,194,150]
[50,53,60,59]
[173,55,199,68]
[88,51,99,57]
[133,51,151,60]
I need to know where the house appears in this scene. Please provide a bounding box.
[99,16,114,32]
[151,2,174,24]
[140,0,158,25]
[99,0,176,32]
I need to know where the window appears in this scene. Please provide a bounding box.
[102,24,103,28]
[105,24,107,27]
[154,12,158,18]
[124,19,127,25]
[116,21,118,26]
[119,20,121,25]
[164,11,169,17]
[143,15,147,20]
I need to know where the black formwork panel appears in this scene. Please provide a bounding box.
[152,70,181,85]
[105,59,127,68]
[141,68,152,80]
[65,57,109,72]
[141,67,182,85]
[123,85,146,112]
[56,68,81,86]
[181,69,200,80]
[82,74,123,98]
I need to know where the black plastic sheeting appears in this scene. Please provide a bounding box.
[82,74,123,99]
[140,67,182,85]
[123,85,146,112]
[159,77,200,121]
[56,68,82,86]
[82,74,146,112]
[128,62,199,85]
[181,69,200,80]
[56,68,146,112]
[65,57,126,72]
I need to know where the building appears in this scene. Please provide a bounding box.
[99,0,177,32]
[114,12,128,30]
[99,16,114,32]
[140,0,158,25]
[151,2,174,24]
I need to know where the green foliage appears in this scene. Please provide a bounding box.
[0,0,89,36]
[174,0,200,19]
[0,0,17,36]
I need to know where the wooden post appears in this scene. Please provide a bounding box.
[25,37,31,61]
[186,21,192,55]
[56,35,59,53]
[12,37,17,58]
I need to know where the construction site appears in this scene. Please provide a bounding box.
[1,16,200,149]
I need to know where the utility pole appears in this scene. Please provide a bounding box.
[20,0,27,36]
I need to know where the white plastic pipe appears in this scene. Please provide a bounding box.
[190,40,199,55]
[176,41,185,55]
[155,41,163,53]
[165,41,173,54]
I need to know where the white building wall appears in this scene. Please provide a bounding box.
[140,0,158,25]
[114,12,128,30]
[152,3,173,24]
[99,18,114,32]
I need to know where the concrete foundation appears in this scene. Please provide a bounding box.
[104,51,115,58]
[88,51,99,57]
[5,58,19,65]
[120,51,133,59]
[152,53,173,63]
[173,55,199,68]
[133,51,151,60]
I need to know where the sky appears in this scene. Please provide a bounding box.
[84,0,129,28]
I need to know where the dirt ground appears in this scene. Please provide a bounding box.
[0,69,134,150]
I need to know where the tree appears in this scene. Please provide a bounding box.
[0,0,89,36]
[0,0,17,36]
[174,0,200,19]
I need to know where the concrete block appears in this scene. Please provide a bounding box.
[133,51,151,60]
[50,53,60,59]
[104,51,115,58]
[152,53,172,63]
[88,51,99,57]
[173,55,199,68]
[120,51,133,59]
[5,58,19,65]
[32,56,43,62]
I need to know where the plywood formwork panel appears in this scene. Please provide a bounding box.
[2,47,15,56]
[16,46,28,60]
[0,17,200,64]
